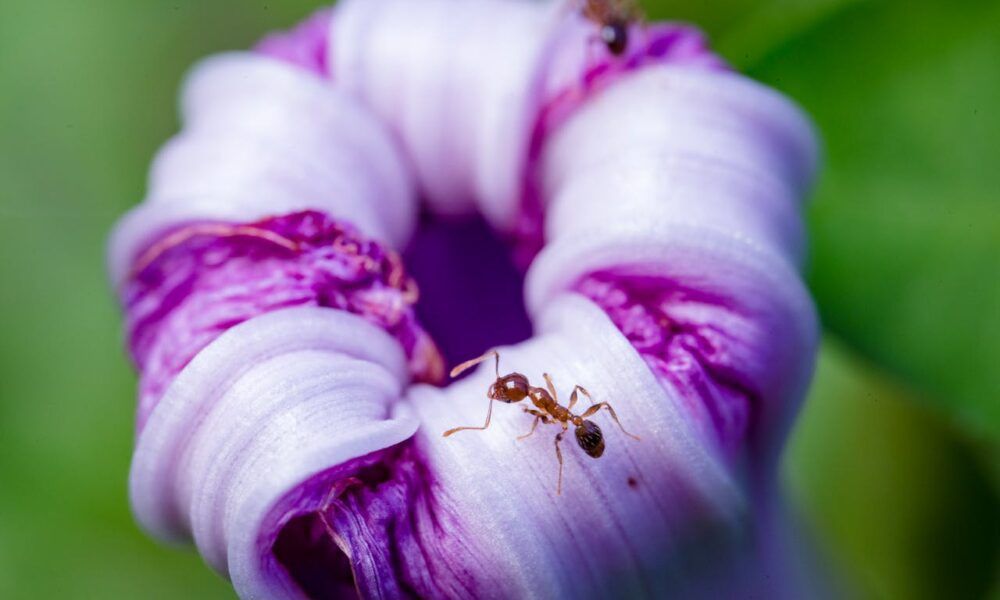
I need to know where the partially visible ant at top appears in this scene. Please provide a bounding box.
[579,0,643,56]
[443,349,640,495]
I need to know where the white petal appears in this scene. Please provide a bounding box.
[406,294,747,597]
[541,66,819,266]
[331,0,562,224]
[130,306,409,545]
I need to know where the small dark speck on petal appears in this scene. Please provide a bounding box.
[627,476,638,489]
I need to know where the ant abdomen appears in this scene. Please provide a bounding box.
[601,20,629,56]
[575,420,605,458]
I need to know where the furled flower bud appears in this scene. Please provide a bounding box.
[109,1,820,597]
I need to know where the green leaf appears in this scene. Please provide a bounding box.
[784,341,1000,599]
[0,1,322,598]
[658,0,1000,440]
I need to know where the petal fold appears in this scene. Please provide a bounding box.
[528,65,819,462]
[130,306,416,598]
[108,53,415,288]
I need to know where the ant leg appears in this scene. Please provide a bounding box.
[580,401,641,440]
[450,349,500,379]
[567,386,582,412]
[442,397,495,437]
[543,373,559,402]
[554,430,567,495]
[568,384,593,412]
[518,416,542,441]
[518,408,552,441]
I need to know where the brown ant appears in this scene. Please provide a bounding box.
[580,0,643,56]
[443,350,640,494]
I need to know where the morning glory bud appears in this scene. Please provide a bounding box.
[110,1,820,597]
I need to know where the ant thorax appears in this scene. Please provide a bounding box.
[528,387,554,409]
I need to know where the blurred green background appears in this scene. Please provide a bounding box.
[0,0,996,597]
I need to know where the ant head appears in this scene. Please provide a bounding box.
[488,373,530,403]
[574,420,605,458]
[600,20,629,56]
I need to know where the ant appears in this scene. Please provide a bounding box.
[579,0,643,56]
[443,349,640,494]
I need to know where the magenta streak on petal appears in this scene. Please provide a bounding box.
[254,8,333,77]
[265,442,481,599]
[577,273,759,459]
[513,23,728,266]
[124,210,443,430]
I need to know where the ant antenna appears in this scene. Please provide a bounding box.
[449,349,500,379]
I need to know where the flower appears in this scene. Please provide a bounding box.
[109,0,820,597]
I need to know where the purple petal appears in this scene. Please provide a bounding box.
[254,8,333,76]
[123,210,440,430]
